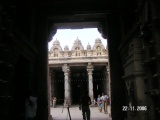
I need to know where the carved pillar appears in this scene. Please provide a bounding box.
[62,64,71,106]
[87,63,94,104]
[48,68,52,106]
[106,64,111,117]
[132,38,148,120]
[106,65,111,98]
[123,38,149,120]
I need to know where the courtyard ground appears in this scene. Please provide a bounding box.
[51,105,112,120]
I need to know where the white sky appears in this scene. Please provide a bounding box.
[48,28,107,50]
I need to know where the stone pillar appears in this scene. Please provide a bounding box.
[122,37,149,120]
[106,65,111,98]
[48,68,52,106]
[103,68,107,94]
[87,63,94,104]
[62,64,71,106]
[132,38,148,120]
[106,65,111,117]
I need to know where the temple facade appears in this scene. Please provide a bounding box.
[48,38,110,105]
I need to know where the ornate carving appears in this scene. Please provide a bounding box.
[87,43,91,50]
[87,62,93,70]
[49,38,107,57]
[93,38,105,50]
[71,37,84,50]
[64,45,69,51]
[145,89,160,97]
[50,39,62,51]
[49,39,63,57]
[62,64,70,73]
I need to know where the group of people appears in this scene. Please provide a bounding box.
[24,90,109,120]
[96,93,109,114]
[79,91,110,120]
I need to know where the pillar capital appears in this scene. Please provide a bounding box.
[62,64,70,73]
[87,63,94,72]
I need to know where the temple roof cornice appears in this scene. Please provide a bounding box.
[49,55,108,66]
[49,38,108,58]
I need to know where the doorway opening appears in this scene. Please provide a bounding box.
[48,27,109,111]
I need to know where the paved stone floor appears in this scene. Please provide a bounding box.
[50,105,112,120]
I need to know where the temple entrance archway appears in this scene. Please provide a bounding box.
[47,10,122,119]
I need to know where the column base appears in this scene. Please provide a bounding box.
[63,103,69,107]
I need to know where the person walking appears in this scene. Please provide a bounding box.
[101,92,108,114]
[79,90,91,120]
[97,94,103,112]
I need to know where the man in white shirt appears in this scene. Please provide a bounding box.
[101,93,108,114]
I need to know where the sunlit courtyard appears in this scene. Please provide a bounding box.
[51,105,111,120]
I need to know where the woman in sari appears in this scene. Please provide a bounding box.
[97,95,103,112]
